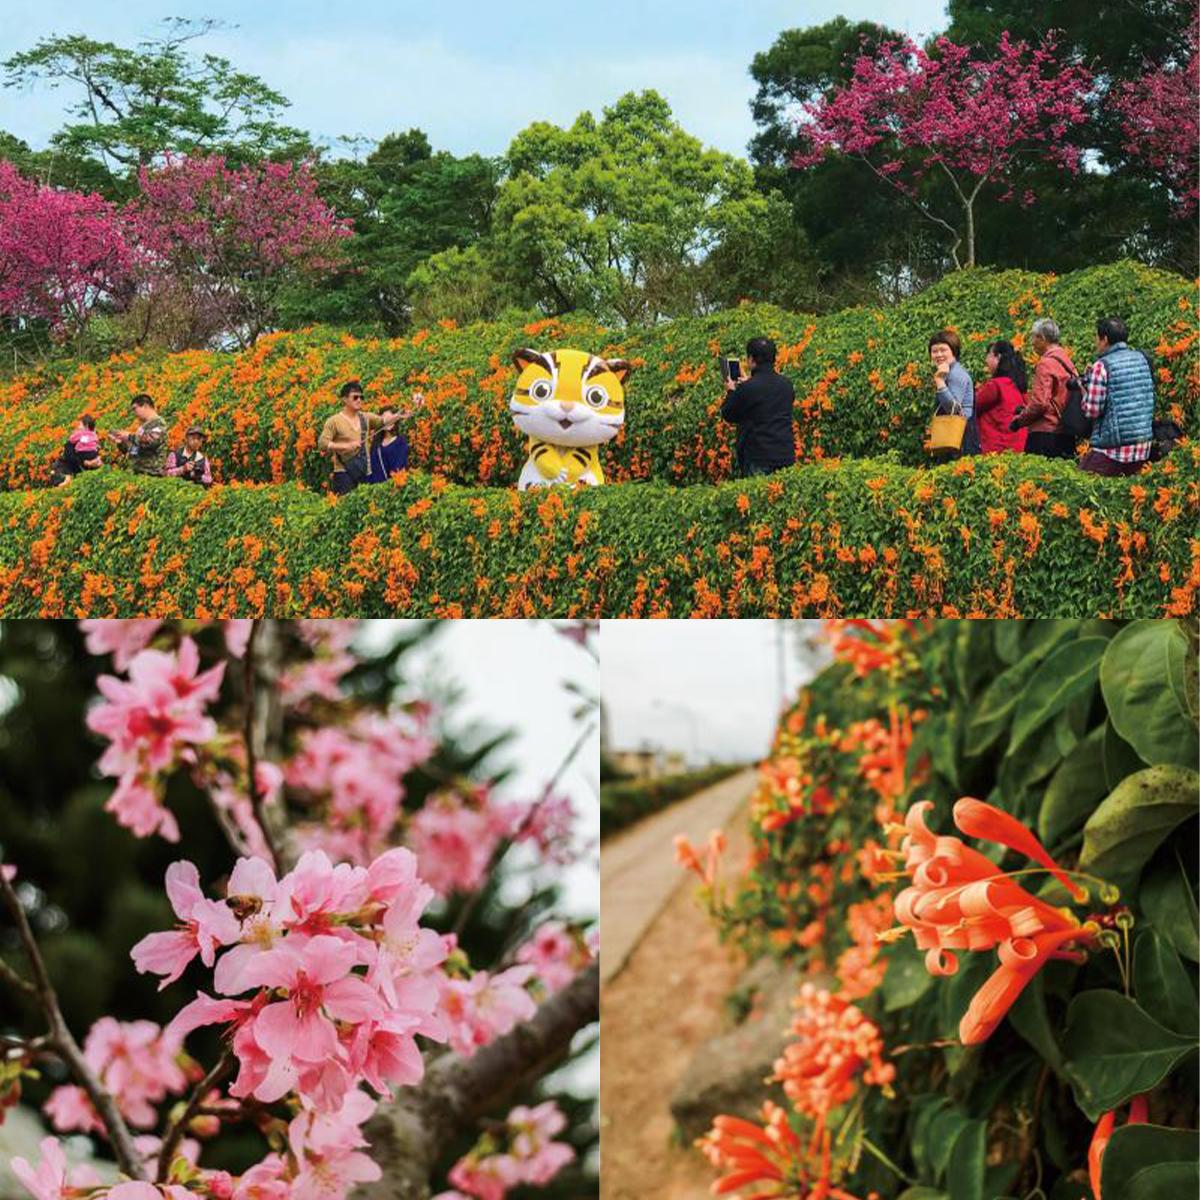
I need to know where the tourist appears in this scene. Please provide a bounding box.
[317,380,410,495]
[929,330,979,456]
[367,397,423,484]
[1078,316,1155,476]
[165,426,213,487]
[720,337,796,477]
[109,393,168,476]
[974,340,1028,454]
[51,414,103,485]
[1013,318,1076,458]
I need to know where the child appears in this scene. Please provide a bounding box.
[165,426,213,487]
[51,415,102,485]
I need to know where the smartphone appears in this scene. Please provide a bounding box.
[719,356,742,383]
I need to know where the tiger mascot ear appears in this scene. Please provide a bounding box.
[604,358,634,384]
[512,348,553,373]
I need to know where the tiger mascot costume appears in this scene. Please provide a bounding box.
[509,347,633,489]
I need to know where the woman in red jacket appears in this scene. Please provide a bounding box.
[975,340,1029,454]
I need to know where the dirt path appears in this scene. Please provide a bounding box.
[600,771,756,1200]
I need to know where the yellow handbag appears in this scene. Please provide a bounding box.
[928,400,967,453]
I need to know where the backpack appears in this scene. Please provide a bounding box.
[1059,373,1093,440]
[1150,418,1183,462]
[342,415,370,485]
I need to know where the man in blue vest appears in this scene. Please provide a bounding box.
[1079,317,1155,476]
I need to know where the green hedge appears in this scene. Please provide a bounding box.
[600,764,745,838]
[1,449,1195,617]
[1,260,1195,491]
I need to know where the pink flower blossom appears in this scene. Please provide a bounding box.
[89,637,224,777]
[79,620,163,669]
[83,1017,188,1128]
[11,1136,67,1200]
[42,1084,103,1134]
[516,922,588,994]
[287,1090,382,1200]
[224,620,255,658]
[440,966,538,1057]
[408,795,498,897]
[132,861,241,988]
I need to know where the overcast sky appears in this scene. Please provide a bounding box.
[600,619,830,765]
[2,0,949,159]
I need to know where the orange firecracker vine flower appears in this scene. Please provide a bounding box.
[676,829,727,888]
[889,798,1101,1044]
[697,1102,876,1200]
[773,984,895,1120]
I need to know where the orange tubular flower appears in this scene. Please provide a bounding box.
[1088,1094,1148,1199]
[676,830,726,887]
[772,984,895,1119]
[825,619,903,676]
[891,799,1098,1045]
[698,1103,868,1200]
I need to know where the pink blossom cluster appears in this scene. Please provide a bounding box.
[86,637,225,841]
[80,620,254,668]
[1113,22,1199,215]
[794,32,1092,200]
[0,162,133,339]
[438,958,538,1057]
[285,710,436,864]
[439,1101,575,1200]
[44,1018,188,1135]
[515,922,597,995]
[407,786,577,898]
[133,849,447,1121]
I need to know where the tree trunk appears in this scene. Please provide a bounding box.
[353,962,599,1200]
[964,196,976,268]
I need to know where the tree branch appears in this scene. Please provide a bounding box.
[156,1047,235,1182]
[242,620,282,873]
[452,720,595,937]
[0,868,146,1180]
[355,960,599,1200]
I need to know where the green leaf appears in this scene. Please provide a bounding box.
[1141,842,1200,963]
[1008,973,1065,1076]
[945,1118,985,1200]
[1062,990,1197,1121]
[994,620,1025,665]
[1101,620,1200,768]
[964,625,1075,756]
[897,1190,948,1200]
[928,1105,971,1180]
[1039,724,1107,846]
[1008,637,1107,754]
[1133,929,1197,1036]
[1078,765,1199,899]
[1126,1162,1200,1199]
[883,936,935,1011]
[1101,1123,1200,1200]
[1103,719,1146,790]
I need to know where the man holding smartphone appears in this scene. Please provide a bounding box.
[720,337,796,477]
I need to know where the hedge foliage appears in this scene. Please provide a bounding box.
[692,617,1199,1199]
[1,260,1195,492]
[0,449,1195,617]
[600,764,744,839]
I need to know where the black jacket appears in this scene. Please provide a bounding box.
[720,365,797,473]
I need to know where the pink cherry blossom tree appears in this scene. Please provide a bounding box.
[0,161,134,343]
[0,619,598,1200]
[126,155,352,348]
[793,32,1094,268]
[1112,19,1199,217]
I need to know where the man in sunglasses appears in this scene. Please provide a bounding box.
[318,379,419,495]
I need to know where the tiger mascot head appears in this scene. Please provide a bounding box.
[509,348,631,449]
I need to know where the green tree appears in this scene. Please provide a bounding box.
[487,90,816,324]
[2,18,312,196]
[280,131,502,334]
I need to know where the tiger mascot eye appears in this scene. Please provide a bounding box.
[509,347,632,490]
